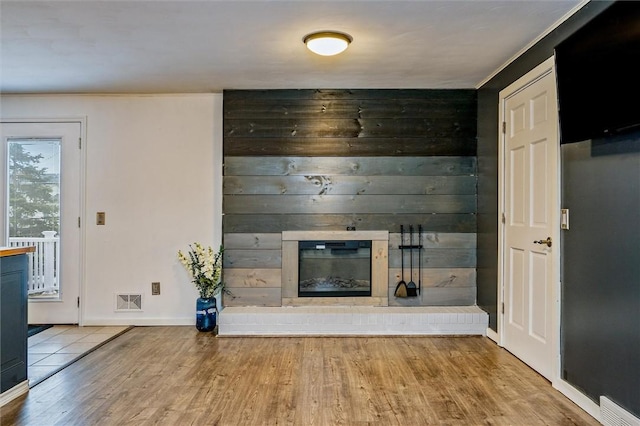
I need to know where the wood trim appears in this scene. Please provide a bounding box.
[223,175,477,196]
[0,380,28,407]
[0,247,35,257]
[371,240,388,299]
[224,195,475,215]
[224,214,477,234]
[224,137,476,157]
[282,297,388,307]
[223,233,282,249]
[223,268,282,288]
[224,156,476,176]
[223,288,282,307]
[223,90,478,309]
[281,241,297,299]
[282,230,388,241]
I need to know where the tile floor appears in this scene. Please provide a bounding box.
[27,325,130,386]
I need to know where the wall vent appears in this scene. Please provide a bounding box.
[601,396,640,426]
[115,293,143,311]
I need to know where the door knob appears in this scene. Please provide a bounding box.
[533,237,552,247]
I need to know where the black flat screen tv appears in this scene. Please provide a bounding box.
[554,1,640,144]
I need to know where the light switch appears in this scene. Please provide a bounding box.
[96,212,106,225]
[561,208,569,230]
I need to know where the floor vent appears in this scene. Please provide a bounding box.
[601,396,640,426]
[115,293,142,311]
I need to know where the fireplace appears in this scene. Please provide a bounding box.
[282,230,389,306]
[298,240,372,297]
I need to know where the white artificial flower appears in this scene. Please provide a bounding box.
[177,243,224,299]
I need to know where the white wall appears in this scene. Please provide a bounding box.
[1,94,223,325]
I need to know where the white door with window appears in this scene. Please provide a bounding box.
[1,121,82,324]
[499,57,560,381]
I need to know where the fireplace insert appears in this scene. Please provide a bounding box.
[298,240,372,297]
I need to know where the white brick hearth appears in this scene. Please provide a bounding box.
[218,306,488,336]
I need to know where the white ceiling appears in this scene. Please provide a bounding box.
[0,0,586,94]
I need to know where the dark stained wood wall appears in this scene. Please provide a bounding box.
[223,89,477,307]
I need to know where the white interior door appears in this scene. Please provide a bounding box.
[1,121,82,324]
[500,57,559,381]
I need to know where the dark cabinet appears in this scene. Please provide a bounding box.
[1,251,29,394]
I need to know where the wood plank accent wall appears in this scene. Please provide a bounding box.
[223,89,477,307]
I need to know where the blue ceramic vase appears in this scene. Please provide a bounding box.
[196,297,216,332]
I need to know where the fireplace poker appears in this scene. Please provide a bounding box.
[418,224,423,295]
[394,225,408,298]
[407,225,418,297]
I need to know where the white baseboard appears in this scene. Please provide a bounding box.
[553,379,601,422]
[486,327,499,343]
[81,317,194,326]
[0,381,29,407]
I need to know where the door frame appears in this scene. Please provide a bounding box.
[497,56,561,383]
[0,117,87,326]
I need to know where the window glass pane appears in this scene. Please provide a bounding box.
[7,139,61,297]
[7,139,61,237]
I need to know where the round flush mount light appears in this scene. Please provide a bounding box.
[303,31,353,56]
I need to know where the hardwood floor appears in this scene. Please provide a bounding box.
[1,327,598,425]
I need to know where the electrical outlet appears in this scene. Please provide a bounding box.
[151,282,160,295]
[96,212,106,225]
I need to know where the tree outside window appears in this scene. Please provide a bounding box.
[8,141,60,237]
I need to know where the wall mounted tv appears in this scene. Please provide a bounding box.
[554,1,640,144]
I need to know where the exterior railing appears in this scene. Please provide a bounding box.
[8,231,60,295]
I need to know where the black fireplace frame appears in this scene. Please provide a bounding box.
[298,240,372,298]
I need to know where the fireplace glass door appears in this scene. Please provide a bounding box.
[298,240,372,297]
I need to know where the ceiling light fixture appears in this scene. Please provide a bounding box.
[303,31,352,56]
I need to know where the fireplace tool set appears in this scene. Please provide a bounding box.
[394,224,423,298]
